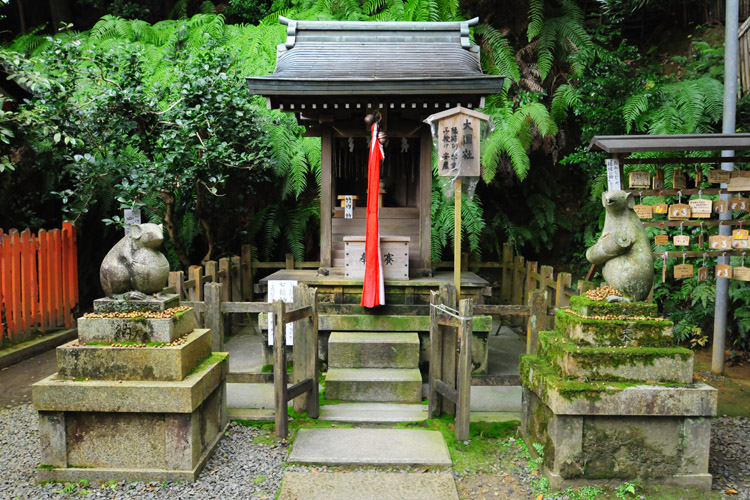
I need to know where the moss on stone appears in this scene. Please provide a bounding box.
[555,309,674,347]
[569,295,658,317]
[188,352,227,375]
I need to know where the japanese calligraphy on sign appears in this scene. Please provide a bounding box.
[426,107,489,178]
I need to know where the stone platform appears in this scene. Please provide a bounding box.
[32,300,228,484]
[520,295,717,490]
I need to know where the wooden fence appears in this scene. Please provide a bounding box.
[0,222,78,345]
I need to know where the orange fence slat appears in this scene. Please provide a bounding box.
[30,234,39,330]
[37,229,49,331]
[0,234,7,342]
[50,229,62,327]
[9,230,21,341]
[61,222,74,327]
[20,229,32,337]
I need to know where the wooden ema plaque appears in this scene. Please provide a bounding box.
[672,169,687,189]
[709,235,731,250]
[668,204,691,220]
[698,266,709,281]
[714,200,728,214]
[716,264,733,279]
[733,239,750,249]
[654,234,669,245]
[673,235,690,246]
[633,204,652,219]
[653,202,668,214]
[729,197,749,211]
[652,169,665,190]
[429,107,489,177]
[733,229,749,240]
[674,264,694,279]
[689,199,712,218]
[728,176,750,192]
[708,169,731,183]
[629,170,650,188]
[734,266,750,281]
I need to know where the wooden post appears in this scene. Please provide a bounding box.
[500,243,513,304]
[168,271,185,300]
[454,178,462,299]
[273,300,288,438]
[511,255,525,305]
[293,285,309,414]
[428,290,442,419]
[230,256,242,302]
[455,298,473,442]
[285,253,295,270]
[205,260,218,283]
[540,265,554,331]
[555,272,573,308]
[306,286,319,419]
[204,282,224,352]
[188,266,203,301]
[527,289,546,355]
[439,284,457,415]
[241,244,253,301]
[320,129,333,268]
[577,280,594,296]
[219,257,232,336]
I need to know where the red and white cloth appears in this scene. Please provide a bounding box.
[361,122,385,308]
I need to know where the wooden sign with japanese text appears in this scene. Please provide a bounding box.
[605,159,621,191]
[689,199,712,218]
[654,234,670,245]
[709,235,732,250]
[734,266,750,281]
[672,169,687,189]
[673,235,690,246]
[652,169,665,190]
[653,202,668,214]
[716,264,733,279]
[708,169,731,183]
[633,204,653,219]
[733,239,750,249]
[733,229,749,240]
[629,170,650,188]
[729,197,749,211]
[668,204,691,220]
[674,264,694,279]
[698,266,709,281]
[428,107,489,178]
[728,176,750,192]
[714,200,728,214]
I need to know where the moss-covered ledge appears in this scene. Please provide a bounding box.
[569,296,658,318]
[555,309,673,347]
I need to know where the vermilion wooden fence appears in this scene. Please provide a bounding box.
[0,222,78,345]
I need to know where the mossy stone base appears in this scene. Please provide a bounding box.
[93,294,180,313]
[538,331,693,384]
[521,387,712,489]
[325,368,422,403]
[78,310,195,345]
[56,329,211,381]
[555,310,673,347]
[569,296,658,318]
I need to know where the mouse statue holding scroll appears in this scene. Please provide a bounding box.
[100,223,170,297]
[585,190,654,301]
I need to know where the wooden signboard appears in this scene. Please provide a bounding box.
[714,200,728,214]
[654,234,669,245]
[709,235,732,250]
[708,169,731,184]
[629,170,650,188]
[732,170,750,178]
[716,264,733,279]
[733,239,750,249]
[672,169,687,189]
[689,199,712,218]
[698,266,709,281]
[728,176,750,192]
[733,229,749,240]
[673,235,690,246]
[674,264,694,279]
[633,204,653,219]
[729,197,749,211]
[668,204,691,220]
[653,202,668,214]
[652,169,665,190]
[734,266,750,281]
[695,170,704,186]
[429,107,489,178]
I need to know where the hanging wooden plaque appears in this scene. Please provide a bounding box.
[708,169,731,183]
[698,266,709,281]
[729,197,749,211]
[668,204,691,220]
[709,235,732,250]
[653,203,668,214]
[733,239,750,249]
[689,199,712,218]
[672,169,687,189]
[633,204,653,219]
[695,170,704,186]
[698,233,705,248]
[734,266,750,281]
[629,170,651,188]
[674,264,694,279]
[654,234,670,245]
[733,229,749,240]
[728,176,750,192]
[714,200,728,214]
[673,235,690,246]
[716,264,733,279]
[652,169,665,190]
[732,170,750,178]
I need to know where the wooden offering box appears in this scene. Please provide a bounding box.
[344,236,409,280]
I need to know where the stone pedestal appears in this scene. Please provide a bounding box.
[33,300,228,484]
[520,296,717,490]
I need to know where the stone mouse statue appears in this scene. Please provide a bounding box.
[585,190,653,301]
[100,223,170,296]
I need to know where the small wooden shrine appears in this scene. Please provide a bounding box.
[247,17,504,279]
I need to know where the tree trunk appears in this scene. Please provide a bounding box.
[159,191,191,269]
[195,184,214,264]
[48,0,72,32]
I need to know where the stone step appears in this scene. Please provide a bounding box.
[325,368,422,403]
[328,331,419,369]
[555,309,674,347]
[287,428,452,466]
[278,471,459,500]
[319,403,427,423]
[538,331,694,384]
[569,295,658,318]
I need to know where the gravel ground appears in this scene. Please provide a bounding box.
[2,404,749,499]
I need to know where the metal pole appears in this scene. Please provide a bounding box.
[713,0,739,376]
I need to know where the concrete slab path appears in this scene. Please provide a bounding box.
[287,428,452,467]
[278,471,459,500]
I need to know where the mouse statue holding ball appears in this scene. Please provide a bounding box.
[100,223,170,297]
[585,190,654,301]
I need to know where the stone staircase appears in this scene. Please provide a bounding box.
[325,331,422,403]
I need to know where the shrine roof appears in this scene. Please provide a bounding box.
[589,134,750,153]
[246,17,504,103]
